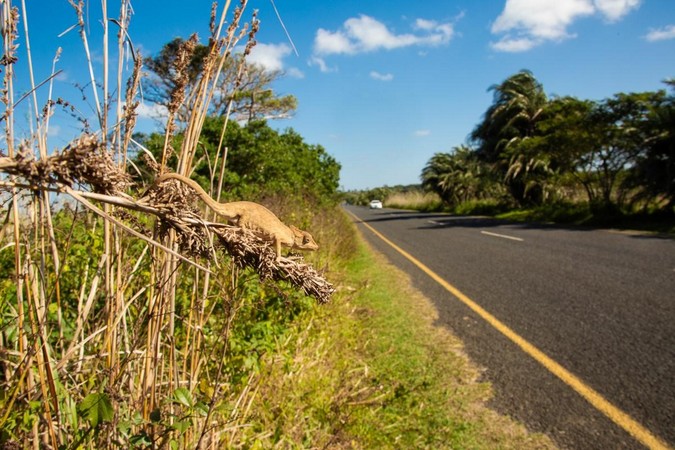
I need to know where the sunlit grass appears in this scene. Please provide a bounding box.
[385,190,443,211]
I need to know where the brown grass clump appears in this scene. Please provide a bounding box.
[1,134,132,194]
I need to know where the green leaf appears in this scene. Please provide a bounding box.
[77,393,114,428]
[130,431,152,447]
[194,401,209,416]
[173,387,193,408]
[172,420,190,434]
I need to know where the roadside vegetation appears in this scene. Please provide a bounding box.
[347,71,675,233]
[0,1,558,448]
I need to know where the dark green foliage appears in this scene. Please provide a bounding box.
[421,146,502,207]
[135,118,340,208]
[621,81,675,209]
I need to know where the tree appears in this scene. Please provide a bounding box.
[575,91,662,212]
[623,81,675,210]
[471,70,549,204]
[143,37,297,123]
[519,96,597,203]
[421,146,495,207]
[136,117,340,203]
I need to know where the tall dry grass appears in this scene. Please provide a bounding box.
[0,1,331,448]
[385,190,443,211]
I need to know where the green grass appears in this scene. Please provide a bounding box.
[496,202,675,234]
[244,223,556,449]
[388,193,674,234]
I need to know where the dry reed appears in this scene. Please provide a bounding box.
[0,1,331,448]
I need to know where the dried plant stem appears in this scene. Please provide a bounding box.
[69,0,103,127]
[18,1,64,343]
[1,6,33,444]
[25,249,60,448]
[63,186,215,273]
[102,0,109,136]
[19,0,40,135]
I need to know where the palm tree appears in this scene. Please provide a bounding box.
[471,70,549,204]
[421,146,490,207]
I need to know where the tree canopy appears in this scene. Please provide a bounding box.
[137,118,340,204]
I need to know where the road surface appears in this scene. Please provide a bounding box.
[345,205,675,450]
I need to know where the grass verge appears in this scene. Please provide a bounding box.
[495,203,675,234]
[245,217,556,448]
[389,194,674,235]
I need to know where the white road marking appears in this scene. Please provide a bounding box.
[428,220,442,225]
[480,230,524,242]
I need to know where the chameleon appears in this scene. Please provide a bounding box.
[155,173,319,260]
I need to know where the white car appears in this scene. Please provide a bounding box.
[369,200,383,209]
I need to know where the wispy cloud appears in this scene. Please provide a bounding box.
[286,67,305,79]
[490,0,641,52]
[309,56,337,73]
[313,14,455,57]
[644,24,675,42]
[370,71,393,81]
[414,129,431,137]
[47,124,61,137]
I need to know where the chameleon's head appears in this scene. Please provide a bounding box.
[290,225,319,251]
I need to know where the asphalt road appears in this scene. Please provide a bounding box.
[345,205,675,450]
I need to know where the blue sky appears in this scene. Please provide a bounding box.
[9,0,675,190]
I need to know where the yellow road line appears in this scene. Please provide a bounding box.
[348,210,671,450]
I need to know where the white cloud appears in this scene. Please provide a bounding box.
[414,129,431,137]
[370,71,393,81]
[414,18,456,44]
[491,0,641,52]
[247,43,292,72]
[136,102,168,119]
[492,0,594,41]
[491,36,538,52]
[414,18,437,31]
[241,42,303,78]
[593,0,641,22]
[314,28,355,55]
[644,24,675,42]
[55,71,69,82]
[313,15,455,57]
